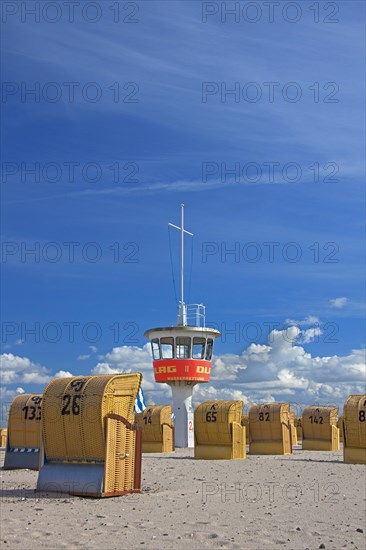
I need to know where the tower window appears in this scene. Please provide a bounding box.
[160,337,174,359]
[151,339,161,360]
[192,337,206,359]
[176,337,191,359]
[205,339,213,360]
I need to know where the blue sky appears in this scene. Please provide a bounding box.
[1,1,365,415]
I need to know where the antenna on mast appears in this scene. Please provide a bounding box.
[168,203,193,325]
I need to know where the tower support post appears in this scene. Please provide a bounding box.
[169,382,196,448]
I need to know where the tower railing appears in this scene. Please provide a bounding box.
[179,303,206,327]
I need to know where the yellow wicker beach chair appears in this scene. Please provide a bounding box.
[4,394,42,470]
[294,416,302,440]
[241,414,250,444]
[289,411,298,446]
[249,403,292,455]
[37,373,142,497]
[194,400,246,460]
[135,405,174,453]
[0,428,8,448]
[302,406,339,451]
[343,395,366,464]
[337,414,344,443]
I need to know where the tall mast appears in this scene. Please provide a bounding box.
[181,203,184,305]
[145,205,221,447]
[168,203,193,325]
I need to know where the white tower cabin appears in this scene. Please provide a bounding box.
[144,204,220,448]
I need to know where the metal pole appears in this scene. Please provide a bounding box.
[181,203,184,306]
[168,205,192,324]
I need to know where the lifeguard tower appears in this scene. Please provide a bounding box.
[144,205,220,448]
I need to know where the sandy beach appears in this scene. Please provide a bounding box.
[1,446,365,550]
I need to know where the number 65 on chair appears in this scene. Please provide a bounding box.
[194,400,246,460]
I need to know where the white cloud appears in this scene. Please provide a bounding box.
[0,353,51,385]
[91,344,170,402]
[77,354,90,361]
[92,362,123,375]
[285,315,320,326]
[55,370,73,378]
[208,329,365,410]
[330,297,349,308]
[1,386,22,426]
[91,324,365,411]
[300,327,322,344]
[280,321,322,344]
[22,372,51,384]
[194,384,249,405]
[1,318,364,425]
[89,346,98,353]
[0,360,72,425]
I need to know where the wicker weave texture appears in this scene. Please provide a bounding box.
[135,405,174,452]
[302,406,338,439]
[249,403,291,455]
[194,400,245,459]
[1,428,8,448]
[337,415,344,442]
[104,415,136,493]
[241,414,250,444]
[343,395,366,448]
[195,401,242,445]
[289,412,298,446]
[249,403,290,441]
[42,374,142,462]
[8,394,42,449]
[294,416,302,440]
